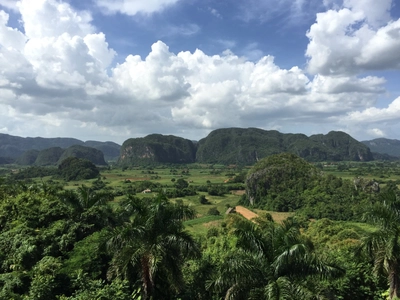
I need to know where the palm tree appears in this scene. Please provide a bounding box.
[60,185,112,214]
[361,190,400,299]
[106,193,199,299]
[209,215,342,299]
[59,185,115,237]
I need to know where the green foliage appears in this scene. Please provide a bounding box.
[58,145,107,166]
[119,134,196,166]
[360,190,400,299]
[207,207,220,216]
[245,153,372,220]
[199,195,209,204]
[0,161,399,300]
[35,147,64,166]
[246,153,318,208]
[106,193,199,299]
[175,178,189,190]
[196,128,373,165]
[9,166,58,180]
[16,149,40,165]
[58,157,100,181]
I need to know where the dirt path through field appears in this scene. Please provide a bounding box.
[235,206,259,220]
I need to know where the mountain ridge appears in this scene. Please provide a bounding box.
[1,129,399,165]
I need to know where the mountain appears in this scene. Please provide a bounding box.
[119,134,197,166]
[35,147,65,166]
[308,131,373,161]
[16,150,40,165]
[1,129,389,167]
[0,133,121,162]
[0,133,83,159]
[196,128,373,165]
[84,141,120,161]
[362,138,400,157]
[58,145,107,165]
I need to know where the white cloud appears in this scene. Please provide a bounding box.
[95,0,180,16]
[306,1,400,75]
[0,0,18,11]
[160,23,200,37]
[367,128,385,137]
[344,96,400,124]
[209,7,222,18]
[343,0,392,28]
[0,0,398,143]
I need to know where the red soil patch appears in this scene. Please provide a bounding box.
[235,206,259,220]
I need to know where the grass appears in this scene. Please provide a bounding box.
[184,215,224,235]
[9,161,395,236]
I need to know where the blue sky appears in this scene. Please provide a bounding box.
[0,0,400,144]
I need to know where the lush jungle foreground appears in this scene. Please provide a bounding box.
[1,154,400,299]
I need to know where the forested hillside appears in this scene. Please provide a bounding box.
[58,145,107,166]
[196,128,373,165]
[362,138,400,157]
[119,134,197,166]
[0,133,83,158]
[0,133,120,162]
[1,128,395,167]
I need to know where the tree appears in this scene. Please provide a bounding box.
[208,215,343,299]
[106,193,199,299]
[175,178,189,190]
[361,190,400,299]
[58,157,99,181]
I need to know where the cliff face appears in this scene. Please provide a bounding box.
[362,138,400,157]
[195,128,373,165]
[118,134,197,166]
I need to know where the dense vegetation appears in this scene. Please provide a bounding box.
[119,134,197,166]
[196,128,373,165]
[244,153,374,220]
[1,151,400,299]
[58,145,107,166]
[0,133,83,159]
[0,176,397,299]
[35,147,65,166]
[5,128,396,168]
[0,133,120,162]
[58,157,100,181]
[84,141,120,161]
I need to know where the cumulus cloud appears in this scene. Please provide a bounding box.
[0,0,398,143]
[345,96,400,124]
[0,0,18,11]
[367,128,386,137]
[306,0,400,75]
[95,0,180,16]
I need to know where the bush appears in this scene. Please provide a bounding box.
[199,195,209,205]
[207,207,220,216]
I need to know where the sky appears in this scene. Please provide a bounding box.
[0,0,400,144]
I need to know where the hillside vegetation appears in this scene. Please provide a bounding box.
[2,128,397,167]
[58,145,107,165]
[244,153,372,220]
[119,134,196,166]
[0,133,120,162]
[362,138,400,157]
[196,128,373,165]
[1,155,400,299]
